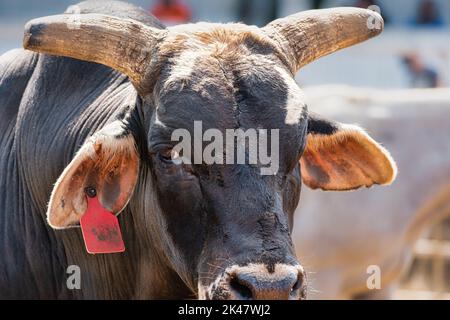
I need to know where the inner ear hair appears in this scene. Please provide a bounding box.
[302,114,397,191]
[46,121,140,229]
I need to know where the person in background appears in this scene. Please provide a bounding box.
[402,53,441,88]
[414,0,444,27]
[151,0,191,26]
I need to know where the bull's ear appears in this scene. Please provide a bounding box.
[300,113,397,191]
[47,122,139,229]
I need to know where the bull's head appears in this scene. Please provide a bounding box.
[23,6,396,299]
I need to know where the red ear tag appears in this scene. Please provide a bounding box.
[80,195,125,254]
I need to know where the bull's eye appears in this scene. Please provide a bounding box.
[157,148,183,165]
[157,149,173,163]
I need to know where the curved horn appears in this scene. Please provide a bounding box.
[263,7,383,73]
[23,13,165,91]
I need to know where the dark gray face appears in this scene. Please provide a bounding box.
[145,34,308,299]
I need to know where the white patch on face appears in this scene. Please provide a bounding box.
[154,112,167,128]
[164,50,202,88]
[274,66,307,125]
[224,263,303,281]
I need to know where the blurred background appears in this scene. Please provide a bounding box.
[1,0,449,299]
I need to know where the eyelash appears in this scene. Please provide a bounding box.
[157,149,173,163]
[154,147,186,166]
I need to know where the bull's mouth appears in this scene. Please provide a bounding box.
[198,263,307,300]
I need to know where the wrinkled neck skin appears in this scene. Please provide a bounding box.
[17,66,191,298]
[59,96,193,299]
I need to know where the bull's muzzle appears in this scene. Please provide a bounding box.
[201,263,306,300]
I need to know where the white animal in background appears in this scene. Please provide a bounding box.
[294,86,450,299]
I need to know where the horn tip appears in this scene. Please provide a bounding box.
[23,19,46,50]
[363,8,384,36]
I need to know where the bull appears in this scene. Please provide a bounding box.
[0,1,396,299]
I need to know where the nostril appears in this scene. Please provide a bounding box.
[292,275,302,292]
[292,271,305,291]
[224,265,305,300]
[291,269,306,297]
[292,280,300,292]
[229,275,253,299]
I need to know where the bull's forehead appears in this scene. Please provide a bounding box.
[152,23,307,138]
